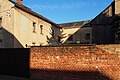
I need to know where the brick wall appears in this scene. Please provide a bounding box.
[30,45,120,80]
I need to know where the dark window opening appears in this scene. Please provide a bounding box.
[58,36,61,43]
[0,6,1,12]
[32,42,35,46]
[33,22,36,33]
[86,33,90,40]
[0,18,2,28]
[52,30,54,38]
[40,25,43,34]
[0,39,2,42]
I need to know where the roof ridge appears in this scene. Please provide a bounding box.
[58,20,91,25]
[9,0,61,28]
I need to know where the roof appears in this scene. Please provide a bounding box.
[9,0,61,28]
[90,1,115,24]
[58,20,91,28]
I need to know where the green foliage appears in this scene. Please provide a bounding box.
[113,15,120,42]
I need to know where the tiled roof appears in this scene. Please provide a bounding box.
[58,20,91,28]
[9,0,61,28]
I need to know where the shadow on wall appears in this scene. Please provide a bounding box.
[111,15,120,43]
[63,23,91,44]
[0,27,23,48]
[30,69,112,80]
[90,1,117,44]
[0,48,30,78]
[46,26,62,45]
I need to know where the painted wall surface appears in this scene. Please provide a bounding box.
[61,27,80,43]
[13,6,60,48]
[14,8,51,47]
[61,27,92,44]
[0,0,60,48]
[115,0,120,15]
[0,0,15,48]
[72,27,92,44]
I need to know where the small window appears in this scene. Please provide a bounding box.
[52,30,54,38]
[0,18,2,28]
[32,42,35,46]
[68,35,73,41]
[58,36,61,43]
[85,33,90,40]
[0,39,2,42]
[0,40,2,48]
[33,22,36,33]
[40,25,43,34]
[0,5,1,12]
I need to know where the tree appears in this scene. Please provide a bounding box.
[112,15,120,43]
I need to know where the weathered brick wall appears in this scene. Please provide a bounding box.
[96,44,120,54]
[30,45,120,80]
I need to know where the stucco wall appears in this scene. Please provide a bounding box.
[73,27,92,44]
[62,27,92,44]
[0,0,60,48]
[0,0,15,48]
[13,8,60,48]
[61,27,80,43]
[60,26,92,44]
[115,0,120,15]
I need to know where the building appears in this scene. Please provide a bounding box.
[0,0,120,48]
[59,20,92,44]
[0,0,61,48]
[90,0,120,44]
[59,0,120,44]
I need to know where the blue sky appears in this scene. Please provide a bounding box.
[13,0,113,24]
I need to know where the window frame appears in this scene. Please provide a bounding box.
[85,33,90,40]
[0,18,2,28]
[52,30,54,38]
[33,22,36,33]
[40,25,43,34]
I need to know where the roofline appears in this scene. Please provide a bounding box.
[58,20,91,28]
[58,20,91,25]
[9,0,61,28]
[90,1,115,23]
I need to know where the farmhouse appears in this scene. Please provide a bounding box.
[0,0,61,48]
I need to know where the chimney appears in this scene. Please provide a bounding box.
[17,0,23,5]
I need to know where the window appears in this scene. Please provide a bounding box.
[85,33,90,40]
[0,34,2,48]
[0,39,2,42]
[32,42,35,46]
[68,35,73,41]
[0,18,2,28]
[40,25,43,34]
[0,5,1,12]
[58,36,61,43]
[33,22,36,33]
[52,30,54,38]
[0,39,2,48]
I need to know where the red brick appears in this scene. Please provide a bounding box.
[30,45,120,80]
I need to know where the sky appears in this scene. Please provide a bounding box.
[13,0,113,24]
